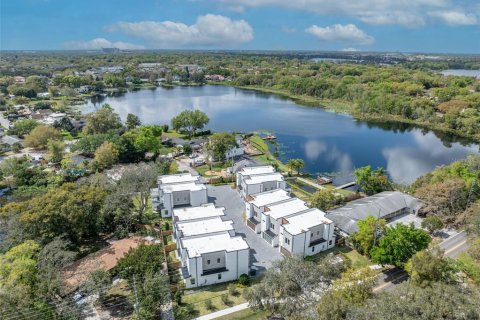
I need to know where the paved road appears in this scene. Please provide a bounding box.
[207,185,283,273]
[373,231,469,293]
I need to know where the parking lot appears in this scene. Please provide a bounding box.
[207,185,283,274]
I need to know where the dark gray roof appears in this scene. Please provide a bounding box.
[326,191,423,235]
[1,135,22,146]
[232,158,260,174]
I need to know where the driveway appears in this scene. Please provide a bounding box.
[207,185,283,274]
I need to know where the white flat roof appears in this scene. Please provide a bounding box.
[283,208,332,235]
[176,217,234,237]
[265,198,309,220]
[239,166,275,176]
[245,172,284,185]
[247,189,291,208]
[173,204,225,222]
[181,232,249,258]
[158,173,199,185]
[161,182,206,193]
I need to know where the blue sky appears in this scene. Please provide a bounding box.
[1,0,479,53]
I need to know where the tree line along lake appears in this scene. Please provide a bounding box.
[80,85,480,185]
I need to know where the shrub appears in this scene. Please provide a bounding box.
[221,293,231,306]
[228,283,238,296]
[204,299,214,310]
[238,274,250,286]
[174,290,183,305]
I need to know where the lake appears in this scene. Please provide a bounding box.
[80,85,479,185]
[440,69,480,78]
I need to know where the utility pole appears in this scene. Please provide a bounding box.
[133,274,141,320]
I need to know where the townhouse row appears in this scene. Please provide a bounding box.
[237,165,336,257]
[151,173,249,289]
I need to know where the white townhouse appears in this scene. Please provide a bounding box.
[260,198,310,247]
[151,173,207,217]
[245,189,291,233]
[279,208,335,257]
[174,216,234,241]
[172,203,226,223]
[178,232,249,288]
[236,165,287,198]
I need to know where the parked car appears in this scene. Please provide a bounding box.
[193,158,205,166]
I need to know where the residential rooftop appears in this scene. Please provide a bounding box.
[283,208,332,235]
[265,197,309,220]
[326,191,423,235]
[181,232,249,258]
[246,189,291,208]
[245,172,284,185]
[173,204,225,222]
[161,181,206,193]
[176,217,234,237]
[158,173,200,185]
[238,165,275,176]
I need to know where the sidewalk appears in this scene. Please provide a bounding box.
[193,302,249,320]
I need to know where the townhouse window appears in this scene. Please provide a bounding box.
[312,246,315,252]
[217,258,221,263]
[191,278,195,285]
[218,274,222,280]
[317,231,320,235]
[207,260,210,265]
[329,240,332,245]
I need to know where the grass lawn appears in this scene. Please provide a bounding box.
[309,246,371,269]
[195,163,229,176]
[162,130,187,139]
[226,308,271,320]
[181,282,249,317]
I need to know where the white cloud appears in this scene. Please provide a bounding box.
[341,47,358,52]
[429,10,478,26]
[61,38,145,50]
[213,0,478,27]
[306,24,374,45]
[105,14,253,48]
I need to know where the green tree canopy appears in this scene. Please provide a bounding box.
[354,166,391,195]
[171,109,209,138]
[24,125,63,148]
[83,104,123,135]
[206,132,237,162]
[310,189,342,211]
[93,141,119,170]
[8,119,39,138]
[405,246,456,288]
[371,223,431,267]
[125,113,141,130]
[244,255,347,317]
[350,215,387,257]
[421,215,444,234]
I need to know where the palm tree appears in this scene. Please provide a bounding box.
[294,159,305,175]
[286,159,296,175]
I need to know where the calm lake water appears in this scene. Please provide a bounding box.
[80,85,479,185]
[440,69,480,78]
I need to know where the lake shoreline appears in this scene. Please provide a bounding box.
[209,82,480,144]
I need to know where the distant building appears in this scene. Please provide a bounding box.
[325,191,423,236]
[14,76,25,84]
[102,47,120,53]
